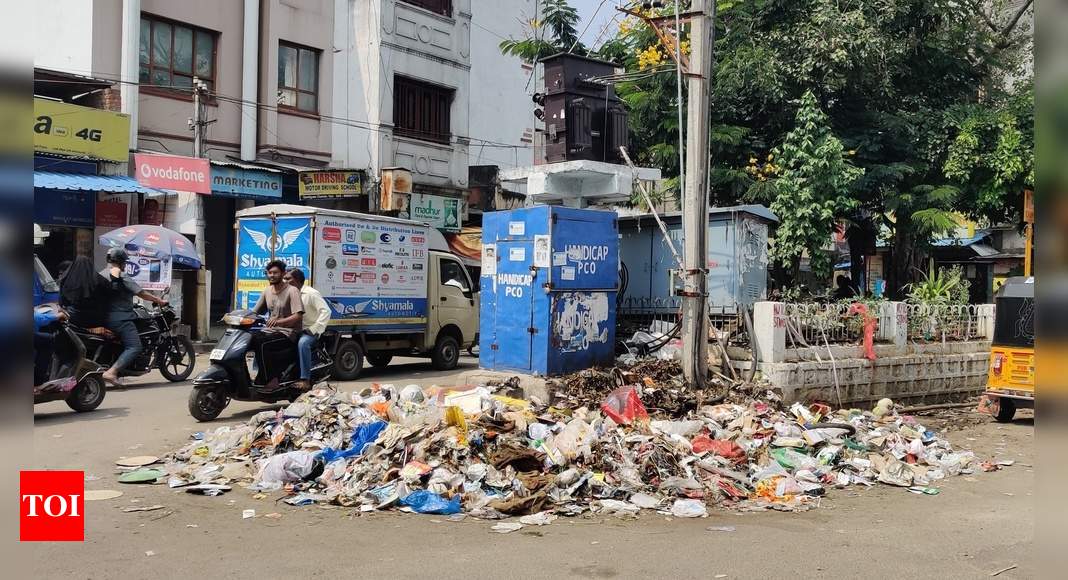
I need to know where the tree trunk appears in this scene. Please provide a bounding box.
[888,215,918,300]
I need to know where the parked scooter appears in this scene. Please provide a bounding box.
[188,309,333,421]
[34,305,106,412]
[75,304,196,382]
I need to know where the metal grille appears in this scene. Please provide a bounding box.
[616,297,748,346]
[905,304,990,342]
[783,303,865,346]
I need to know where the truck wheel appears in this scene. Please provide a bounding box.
[367,353,393,369]
[66,375,106,412]
[333,340,364,381]
[431,335,460,371]
[994,397,1017,423]
[188,386,228,422]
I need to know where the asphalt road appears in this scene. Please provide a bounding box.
[28,357,1035,579]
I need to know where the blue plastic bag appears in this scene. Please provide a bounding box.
[398,490,462,515]
[319,420,387,464]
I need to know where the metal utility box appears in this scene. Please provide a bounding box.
[480,206,618,375]
[617,205,777,313]
[540,52,628,165]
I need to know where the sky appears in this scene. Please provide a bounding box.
[571,0,622,52]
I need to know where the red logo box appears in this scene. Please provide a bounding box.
[322,227,342,241]
[20,471,84,542]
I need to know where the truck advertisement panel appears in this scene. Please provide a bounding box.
[314,215,430,331]
[234,217,313,309]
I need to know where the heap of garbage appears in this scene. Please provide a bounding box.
[160,364,980,517]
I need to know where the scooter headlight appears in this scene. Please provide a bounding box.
[223,314,256,327]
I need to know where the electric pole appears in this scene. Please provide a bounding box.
[679,0,714,388]
[616,1,716,387]
[191,77,209,342]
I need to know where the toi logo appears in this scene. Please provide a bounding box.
[20,471,84,541]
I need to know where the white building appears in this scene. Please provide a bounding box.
[332,0,535,198]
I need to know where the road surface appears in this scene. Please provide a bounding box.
[28,356,1035,579]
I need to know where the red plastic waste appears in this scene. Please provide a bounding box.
[848,302,878,361]
[692,435,746,463]
[600,386,649,425]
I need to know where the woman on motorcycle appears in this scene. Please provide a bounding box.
[100,248,168,385]
[59,256,108,329]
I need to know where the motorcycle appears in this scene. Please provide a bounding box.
[74,304,196,382]
[188,309,333,421]
[34,305,106,412]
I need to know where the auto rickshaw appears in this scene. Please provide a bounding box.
[982,276,1035,422]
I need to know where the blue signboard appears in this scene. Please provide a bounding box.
[234,216,312,309]
[211,165,283,199]
[34,189,94,227]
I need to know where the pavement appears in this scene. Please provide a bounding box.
[28,356,1035,579]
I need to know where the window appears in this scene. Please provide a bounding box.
[401,0,452,17]
[278,42,320,114]
[440,259,470,293]
[139,15,217,93]
[394,76,453,144]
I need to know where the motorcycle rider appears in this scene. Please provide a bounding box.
[251,259,304,342]
[100,248,168,385]
[59,256,108,329]
[285,268,331,390]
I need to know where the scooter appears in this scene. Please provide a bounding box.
[34,305,107,413]
[188,309,333,421]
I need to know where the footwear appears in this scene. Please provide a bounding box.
[294,380,311,391]
[101,371,121,386]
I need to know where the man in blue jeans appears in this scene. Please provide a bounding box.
[100,248,167,385]
[285,268,331,390]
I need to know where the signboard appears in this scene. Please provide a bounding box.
[95,200,128,228]
[298,170,363,199]
[313,215,430,331]
[134,153,211,194]
[33,97,131,162]
[33,190,94,227]
[234,217,312,309]
[211,165,283,199]
[406,193,462,233]
[125,255,172,292]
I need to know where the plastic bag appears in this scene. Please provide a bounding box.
[319,420,387,464]
[670,498,708,518]
[601,386,649,425]
[771,447,818,472]
[255,451,320,488]
[398,490,461,515]
[692,435,746,463]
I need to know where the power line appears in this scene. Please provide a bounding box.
[36,74,536,150]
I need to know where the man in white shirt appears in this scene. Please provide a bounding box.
[285,268,332,389]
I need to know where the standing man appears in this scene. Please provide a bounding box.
[252,259,304,342]
[286,268,331,390]
[100,248,168,385]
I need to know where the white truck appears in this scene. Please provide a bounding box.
[233,204,478,378]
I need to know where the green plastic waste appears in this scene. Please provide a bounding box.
[117,468,165,484]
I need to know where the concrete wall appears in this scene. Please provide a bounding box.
[468,0,536,169]
[258,0,334,164]
[34,0,96,74]
[751,301,996,406]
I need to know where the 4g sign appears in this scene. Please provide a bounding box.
[33,98,131,163]
[20,471,84,542]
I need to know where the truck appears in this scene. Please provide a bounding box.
[233,204,478,379]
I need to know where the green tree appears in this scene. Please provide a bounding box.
[593,0,1033,295]
[499,0,584,61]
[768,91,863,279]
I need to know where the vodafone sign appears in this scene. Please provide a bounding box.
[134,153,211,194]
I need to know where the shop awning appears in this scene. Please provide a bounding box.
[34,171,168,194]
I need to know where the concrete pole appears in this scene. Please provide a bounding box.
[192,78,209,341]
[120,0,141,151]
[240,0,260,161]
[680,0,715,388]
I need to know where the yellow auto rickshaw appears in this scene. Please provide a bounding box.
[983,276,1034,422]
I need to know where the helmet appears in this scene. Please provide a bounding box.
[106,247,130,264]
